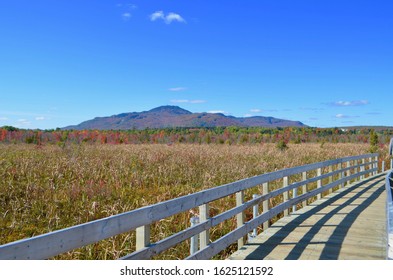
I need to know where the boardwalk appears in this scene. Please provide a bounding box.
[0,153,385,260]
[229,173,387,260]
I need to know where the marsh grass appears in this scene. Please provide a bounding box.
[0,142,386,259]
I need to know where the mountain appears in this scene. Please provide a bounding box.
[63,105,307,130]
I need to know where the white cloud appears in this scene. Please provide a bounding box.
[150,11,186,24]
[330,100,369,107]
[244,114,253,117]
[165,12,186,24]
[169,87,187,92]
[250,109,261,113]
[171,99,206,104]
[122,12,131,21]
[117,3,137,21]
[208,110,227,114]
[150,11,165,21]
[35,117,46,121]
[336,101,352,106]
[335,114,359,119]
[0,117,8,121]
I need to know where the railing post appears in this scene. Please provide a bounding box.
[283,176,289,216]
[391,158,393,170]
[236,191,245,248]
[292,185,298,213]
[199,204,210,249]
[190,216,200,255]
[302,172,307,208]
[382,161,385,173]
[136,225,150,251]
[262,182,269,231]
[328,165,333,194]
[375,155,379,175]
[361,158,365,180]
[252,194,258,238]
[339,162,344,189]
[317,168,322,200]
[346,160,351,186]
[356,159,360,181]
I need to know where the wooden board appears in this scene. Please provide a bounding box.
[229,174,387,260]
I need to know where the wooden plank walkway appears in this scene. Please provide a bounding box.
[229,173,387,260]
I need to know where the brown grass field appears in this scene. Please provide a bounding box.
[0,142,389,259]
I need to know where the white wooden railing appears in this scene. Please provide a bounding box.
[386,171,393,260]
[386,138,393,259]
[0,153,380,260]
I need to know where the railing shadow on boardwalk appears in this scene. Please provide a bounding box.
[241,174,386,260]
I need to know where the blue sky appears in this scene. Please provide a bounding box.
[1,0,392,129]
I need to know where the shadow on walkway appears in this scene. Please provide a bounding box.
[243,174,385,260]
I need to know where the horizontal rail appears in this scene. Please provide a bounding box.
[124,167,378,260]
[186,169,376,260]
[0,153,379,260]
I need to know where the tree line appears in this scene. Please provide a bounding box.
[1,126,392,146]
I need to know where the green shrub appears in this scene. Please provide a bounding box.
[276,140,288,151]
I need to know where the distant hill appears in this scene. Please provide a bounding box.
[63,105,307,130]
